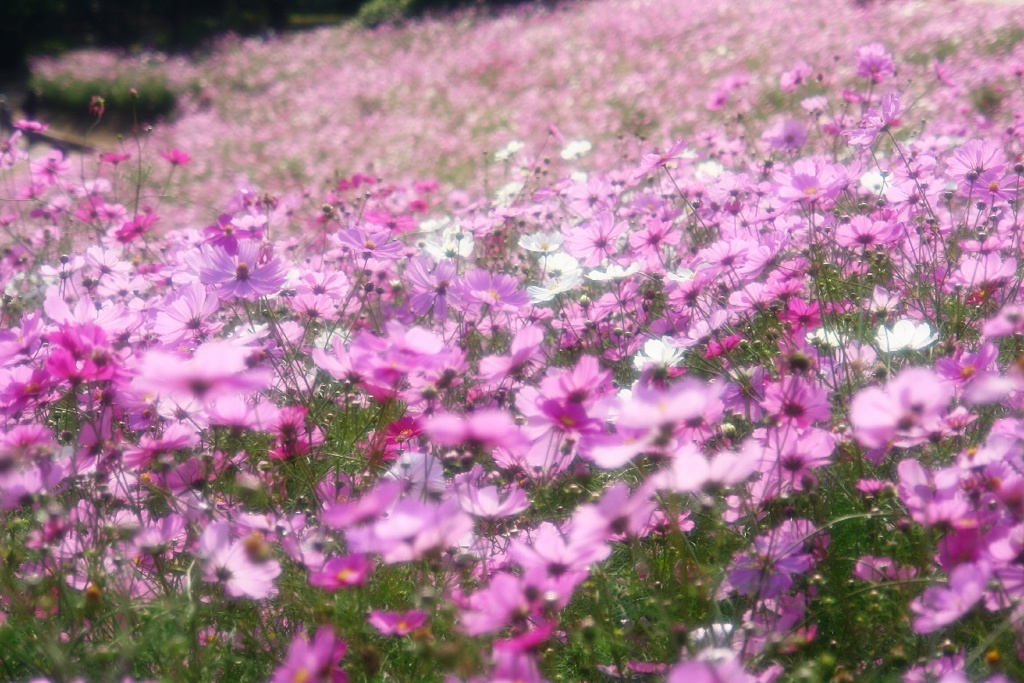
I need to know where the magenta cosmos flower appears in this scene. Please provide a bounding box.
[367,609,428,636]
[271,625,348,683]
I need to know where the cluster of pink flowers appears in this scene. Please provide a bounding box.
[3,0,1024,681]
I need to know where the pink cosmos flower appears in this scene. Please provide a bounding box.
[761,376,831,429]
[367,609,428,635]
[152,283,223,344]
[844,91,901,147]
[405,257,456,320]
[344,496,474,564]
[835,216,901,251]
[334,226,404,261]
[271,626,348,683]
[946,139,1006,187]
[855,43,895,83]
[774,158,847,204]
[425,409,528,452]
[136,341,272,404]
[451,270,530,313]
[666,654,756,683]
[850,367,952,451]
[460,567,578,636]
[309,555,372,591]
[910,562,989,633]
[727,520,817,598]
[630,138,687,182]
[196,239,286,300]
[198,522,281,599]
[562,213,628,267]
[454,469,531,518]
[160,148,192,166]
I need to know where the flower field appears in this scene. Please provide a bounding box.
[4,0,1024,680]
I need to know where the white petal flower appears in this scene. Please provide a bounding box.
[633,337,687,371]
[423,224,474,260]
[518,232,564,253]
[876,319,938,352]
[560,140,592,160]
[586,262,641,281]
[540,252,580,278]
[494,140,524,161]
[806,328,847,349]
[665,268,696,283]
[527,270,583,304]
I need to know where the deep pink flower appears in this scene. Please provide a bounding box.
[160,148,192,166]
[271,626,347,683]
[367,609,428,635]
[309,555,372,591]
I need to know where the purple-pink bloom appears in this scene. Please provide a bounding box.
[451,270,530,313]
[367,609,428,635]
[271,626,347,683]
[855,43,895,83]
[308,555,372,591]
[198,522,281,599]
[196,239,286,299]
[910,562,989,633]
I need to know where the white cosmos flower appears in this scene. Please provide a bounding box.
[527,270,583,303]
[423,223,474,260]
[806,328,848,349]
[495,181,524,206]
[860,169,892,195]
[518,232,564,253]
[560,140,593,160]
[875,319,938,352]
[633,337,687,371]
[540,252,580,278]
[494,140,525,161]
[665,267,696,283]
[587,262,641,281]
[696,160,724,180]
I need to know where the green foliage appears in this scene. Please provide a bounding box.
[28,72,180,123]
[357,0,417,27]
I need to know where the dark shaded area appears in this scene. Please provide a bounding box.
[0,0,364,77]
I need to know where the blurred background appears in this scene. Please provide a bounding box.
[0,0,532,77]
